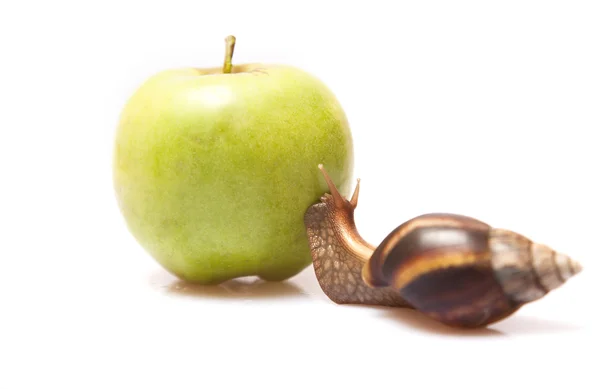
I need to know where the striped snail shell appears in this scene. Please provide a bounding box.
[304,165,582,328]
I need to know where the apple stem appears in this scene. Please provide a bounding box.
[223,35,236,74]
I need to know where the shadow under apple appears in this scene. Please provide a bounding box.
[169,278,306,299]
[150,270,308,300]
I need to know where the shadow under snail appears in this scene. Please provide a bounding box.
[304,165,582,328]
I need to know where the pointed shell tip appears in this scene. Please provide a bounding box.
[570,258,583,275]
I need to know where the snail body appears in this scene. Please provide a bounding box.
[304,165,582,328]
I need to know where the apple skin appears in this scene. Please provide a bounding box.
[113,63,354,284]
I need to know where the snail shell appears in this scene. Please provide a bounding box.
[364,213,581,327]
[304,165,582,328]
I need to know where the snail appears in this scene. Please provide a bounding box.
[303,165,582,328]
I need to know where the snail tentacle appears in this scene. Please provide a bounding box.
[303,166,411,307]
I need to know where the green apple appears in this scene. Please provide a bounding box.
[113,36,354,284]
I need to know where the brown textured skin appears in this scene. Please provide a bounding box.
[304,194,412,307]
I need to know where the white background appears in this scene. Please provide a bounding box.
[1,1,599,388]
